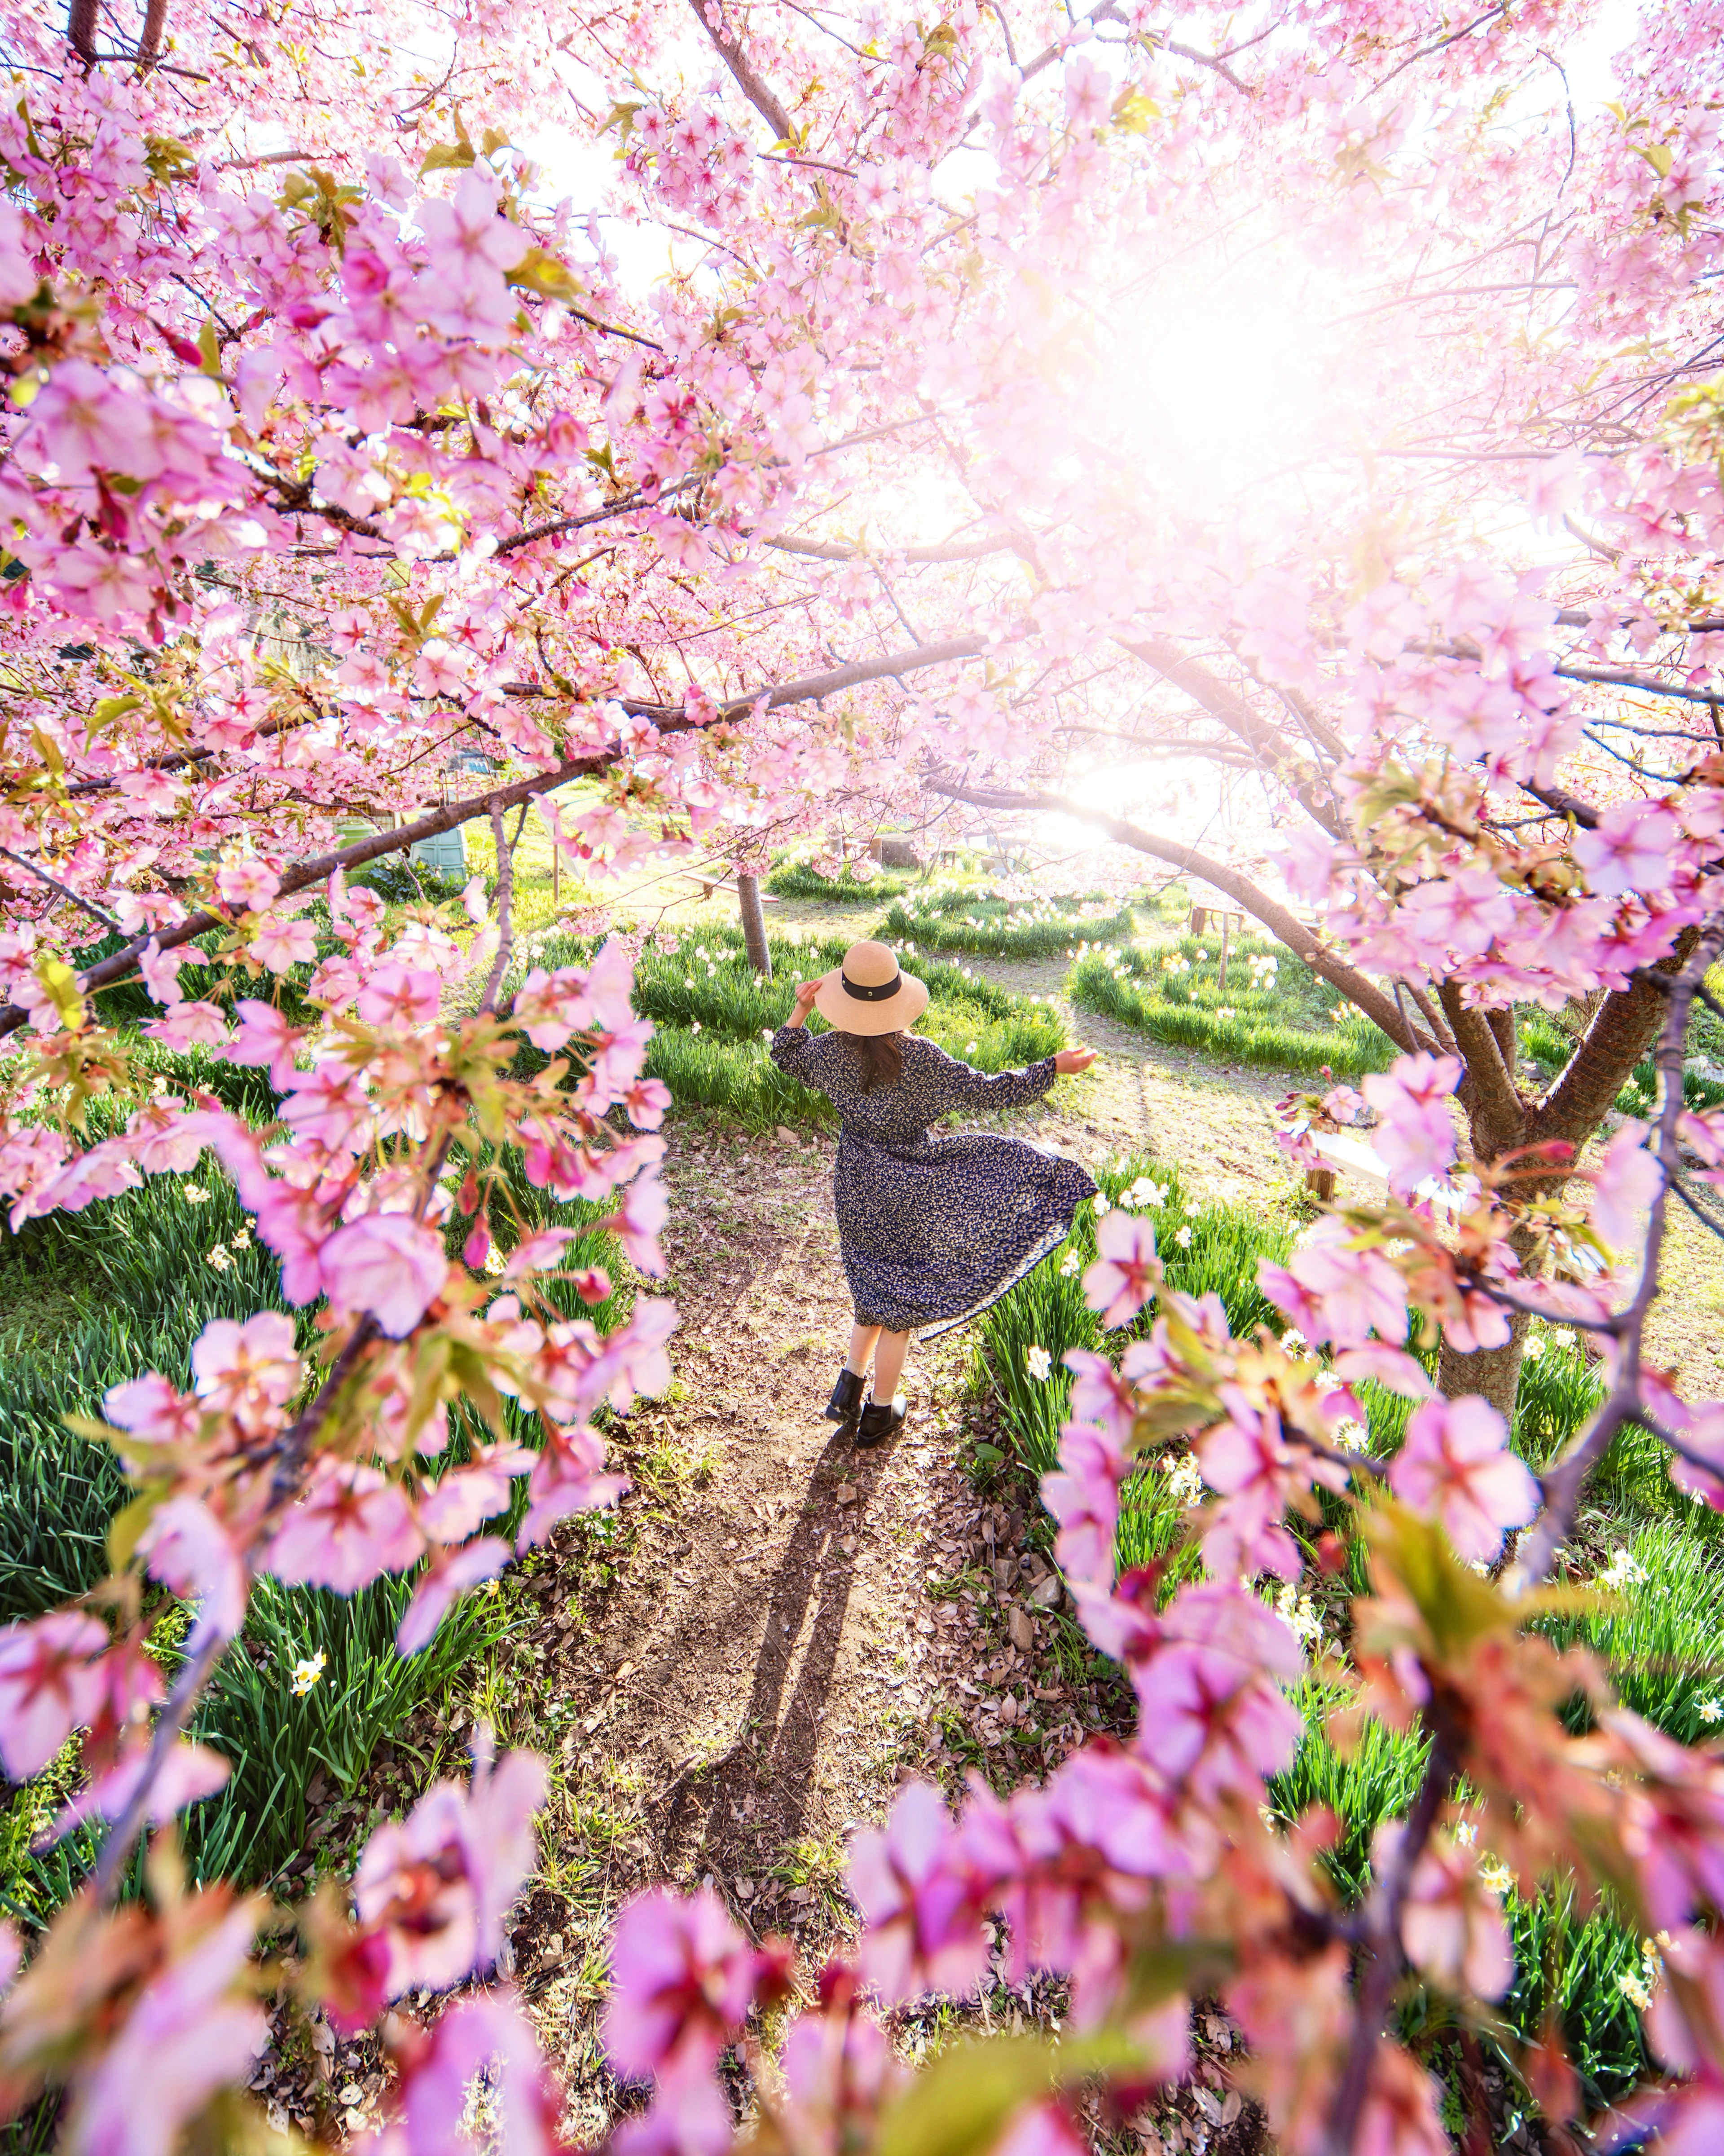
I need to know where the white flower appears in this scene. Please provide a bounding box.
[1174,1224,1192,1249]
[1165,1453,1204,1505]
[1698,1696,1724,1725]
[966,1041,977,1054]
[183,1183,209,1204]
[1092,1194,1111,1217]
[206,1244,232,1272]
[1454,1818,1478,1847]
[1618,1970,1653,2013]
[760,1027,772,1040]
[230,1230,251,1250]
[1025,1345,1052,1382]
[1060,1252,1081,1276]
[291,1650,327,1697]
[1478,1855,1515,1897]
[691,1020,703,1034]
[1599,1547,1648,1592]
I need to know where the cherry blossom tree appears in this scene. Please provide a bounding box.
[2,0,1724,2148]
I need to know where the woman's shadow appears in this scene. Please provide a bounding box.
[647,1422,897,1871]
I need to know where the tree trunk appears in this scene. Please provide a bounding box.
[1437,1306,1529,1426]
[737,873,772,979]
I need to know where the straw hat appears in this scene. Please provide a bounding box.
[812,939,929,1036]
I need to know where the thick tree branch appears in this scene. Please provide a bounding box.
[0,639,983,1041]
[924,776,1421,1051]
[1511,919,1724,1588]
[1116,637,1348,836]
[687,0,795,140]
[1436,980,1524,1154]
[1529,930,1699,1153]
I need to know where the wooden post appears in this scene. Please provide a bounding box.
[1190,906,1207,935]
[552,837,560,910]
[1306,1166,1336,1203]
[738,872,773,979]
[1218,912,1231,994]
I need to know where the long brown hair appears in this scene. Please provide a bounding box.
[841,1029,905,1092]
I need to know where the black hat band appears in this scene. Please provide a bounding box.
[841,969,902,1002]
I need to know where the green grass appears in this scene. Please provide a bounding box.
[880,891,1137,961]
[0,1169,299,1622]
[1070,935,1398,1079]
[1537,1519,1724,1743]
[976,1155,1293,1490]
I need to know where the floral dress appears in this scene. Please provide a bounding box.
[770,1027,1097,1336]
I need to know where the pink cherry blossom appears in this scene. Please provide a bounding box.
[265,1460,425,1593]
[190,1312,301,1431]
[319,1213,450,1336]
[1082,1212,1161,1330]
[1359,1053,1462,1199]
[517,1423,629,1551]
[224,999,304,1087]
[356,963,442,1030]
[367,1994,561,2156]
[848,1780,988,2005]
[53,1737,233,1838]
[59,1893,265,2156]
[1388,1397,1540,1563]
[215,855,281,912]
[1389,1826,1513,2000]
[353,1742,546,1997]
[250,914,318,974]
[1590,1120,1665,1253]
[134,1498,248,1649]
[604,1887,759,2077]
[396,1538,510,1654]
[0,1611,109,1780]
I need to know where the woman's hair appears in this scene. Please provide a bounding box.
[841,1029,905,1092]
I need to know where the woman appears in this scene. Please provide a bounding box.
[770,937,1099,1446]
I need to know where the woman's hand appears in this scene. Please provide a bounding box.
[786,975,824,1029]
[1054,1044,1097,1075]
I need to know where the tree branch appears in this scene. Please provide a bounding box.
[1115,636,1348,835]
[687,0,795,140]
[1510,919,1724,1589]
[923,776,1420,1051]
[0,640,983,1042]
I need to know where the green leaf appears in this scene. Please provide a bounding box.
[105,1487,166,1574]
[420,140,477,176]
[877,2031,1146,2156]
[197,318,222,376]
[506,247,585,303]
[1111,87,1161,133]
[91,692,145,731]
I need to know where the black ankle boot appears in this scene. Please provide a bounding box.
[823,1369,865,1429]
[856,1393,906,1449]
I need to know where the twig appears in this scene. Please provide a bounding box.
[0,845,124,935]
[89,1628,225,1903]
[1327,1720,1458,2147]
[1510,920,1724,1588]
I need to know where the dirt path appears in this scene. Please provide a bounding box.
[511,1109,1115,2135]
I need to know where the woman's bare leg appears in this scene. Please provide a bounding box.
[846,1322,880,1377]
[872,1327,911,1400]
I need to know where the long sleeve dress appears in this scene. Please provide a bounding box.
[769,1027,1097,1336]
